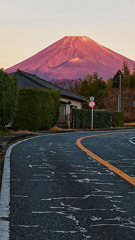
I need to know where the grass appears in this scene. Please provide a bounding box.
[0,129,9,136]
[49,126,73,132]
[124,122,135,126]
[0,129,35,136]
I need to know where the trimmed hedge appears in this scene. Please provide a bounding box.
[0,69,17,126]
[13,88,60,131]
[72,109,124,128]
[50,90,61,126]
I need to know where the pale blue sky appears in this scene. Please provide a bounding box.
[1,0,135,68]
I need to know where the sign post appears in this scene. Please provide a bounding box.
[88,98,95,130]
[91,107,94,130]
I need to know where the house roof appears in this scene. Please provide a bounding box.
[12,69,88,102]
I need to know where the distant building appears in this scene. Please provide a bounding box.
[12,70,88,127]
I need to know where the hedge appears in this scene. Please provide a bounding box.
[72,109,124,128]
[13,88,60,131]
[0,69,17,126]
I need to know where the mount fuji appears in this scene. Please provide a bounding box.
[6,36,135,82]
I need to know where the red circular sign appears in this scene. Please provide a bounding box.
[89,101,95,108]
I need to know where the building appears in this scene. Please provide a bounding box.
[12,70,88,127]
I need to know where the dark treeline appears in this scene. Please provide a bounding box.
[67,62,135,122]
[0,69,17,127]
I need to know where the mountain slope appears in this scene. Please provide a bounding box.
[6,36,135,81]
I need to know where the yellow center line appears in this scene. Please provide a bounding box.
[76,132,135,186]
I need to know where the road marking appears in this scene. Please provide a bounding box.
[129,137,135,145]
[76,132,135,187]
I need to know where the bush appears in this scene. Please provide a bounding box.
[72,109,124,128]
[0,69,17,127]
[13,88,60,131]
[50,90,60,126]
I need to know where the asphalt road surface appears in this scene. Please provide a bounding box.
[10,130,135,240]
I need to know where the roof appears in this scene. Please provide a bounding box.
[12,69,88,102]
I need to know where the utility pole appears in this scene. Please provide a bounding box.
[118,74,122,112]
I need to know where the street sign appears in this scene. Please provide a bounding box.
[89,101,95,108]
[90,96,94,101]
[88,101,95,130]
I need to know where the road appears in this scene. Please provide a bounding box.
[9,130,135,239]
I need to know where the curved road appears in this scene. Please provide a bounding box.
[8,130,135,239]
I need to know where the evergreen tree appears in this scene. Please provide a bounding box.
[77,72,106,99]
[130,64,135,88]
[122,61,131,88]
[112,70,122,88]
[0,69,17,127]
[122,61,131,77]
[69,72,107,109]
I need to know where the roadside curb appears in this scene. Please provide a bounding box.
[0,145,11,240]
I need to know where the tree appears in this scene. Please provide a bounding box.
[112,70,122,88]
[67,72,107,109]
[122,61,131,88]
[122,61,131,78]
[76,73,106,97]
[130,64,135,89]
[0,69,17,127]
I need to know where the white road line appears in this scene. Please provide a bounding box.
[129,137,135,145]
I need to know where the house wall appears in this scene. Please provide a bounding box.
[59,97,83,127]
[60,97,82,110]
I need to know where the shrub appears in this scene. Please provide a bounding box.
[50,90,60,126]
[72,109,124,128]
[13,88,60,131]
[0,69,17,127]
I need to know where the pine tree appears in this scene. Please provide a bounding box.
[112,70,122,88]
[122,61,131,88]
[130,64,135,88]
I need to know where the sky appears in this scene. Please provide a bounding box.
[1,0,135,69]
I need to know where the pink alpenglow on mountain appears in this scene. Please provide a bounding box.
[6,36,135,81]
